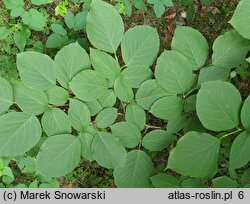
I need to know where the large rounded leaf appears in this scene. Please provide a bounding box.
[167,131,220,178]
[142,130,175,151]
[125,102,146,131]
[196,81,242,131]
[171,26,209,68]
[95,107,117,128]
[121,26,159,67]
[98,89,117,108]
[86,0,124,53]
[212,31,250,69]
[114,150,153,187]
[91,132,126,169]
[55,42,90,89]
[36,134,81,177]
[136,79,168,110]
[230,131,250,169]
[0,77,13,114]
[90,48,120,79]
[155,51,195,94]
[79,131,94,162]
[14,82,48,115]
[0,112,42,157]
[150,96,183,120]
[241,96,250,131]
[229,0,250,40]
[68,99,91,132]
[114,76,134,102]
[111,122,141,148]
[22,9,46,31]
[70,70,108,102]
[45,86,69,106]
[197,65,230,85]
[17,51,56,91]
[121,65,153,88]
[41,108,71,137]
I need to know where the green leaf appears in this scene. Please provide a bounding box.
[51,24,67,36]
[98,89,117,108]
[230,131,250,169]
[74,11,88,31]
[36,134,81,177]
[64,12,75,29]
[115,0,132,16]
[212,31,250,68]
[22,9,46,31]
[142,130,175,151]
[55,42,91,89]
[85,100,103,116]
[114,150,153,187]
[125,102,146,131]
[41,108,71,137]
[17,51,56,91]
[229,0,250,40]
[153,1,165,18]
[14,28,30,51]
[136,79,168,110]
[86,0,124,53]
[171,26,209,68]
[183,117,205,133]
[167,131,220,178]
[39,179,59,188]
[0,27,11,40]
[241,96,250,131]
[3,0,24,10]
[241,168,250,184]
[155,50,195,94]
[150,174,179,188]
[167,114,187,134]
[0,112,41,157]
[111,121,141,148]
[79,132,94,162]
[198,65,230,85]
[180,178,205,188]
[46,33,68,49]
[91,132,126,169]
[133,0,147,10]
[196,81,242,131]
[70,70,108,102]
[13,82,48,115]
[121,26,159,67]
[121,65,153,88]
[2,167,14,183]
[90,48,120,79]
[162,0,174,6]
[45,86,69,106]
[0,77,13,114]
[114,76,134,102]
[150,96,183,120]
[95,108,117,128]
[183,94,196,112]
[68,99,91,132]
[10,7,25,17]
[212,176,238,188]
[31,0,52,5]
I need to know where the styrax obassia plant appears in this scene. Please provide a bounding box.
[0,0,250,188]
